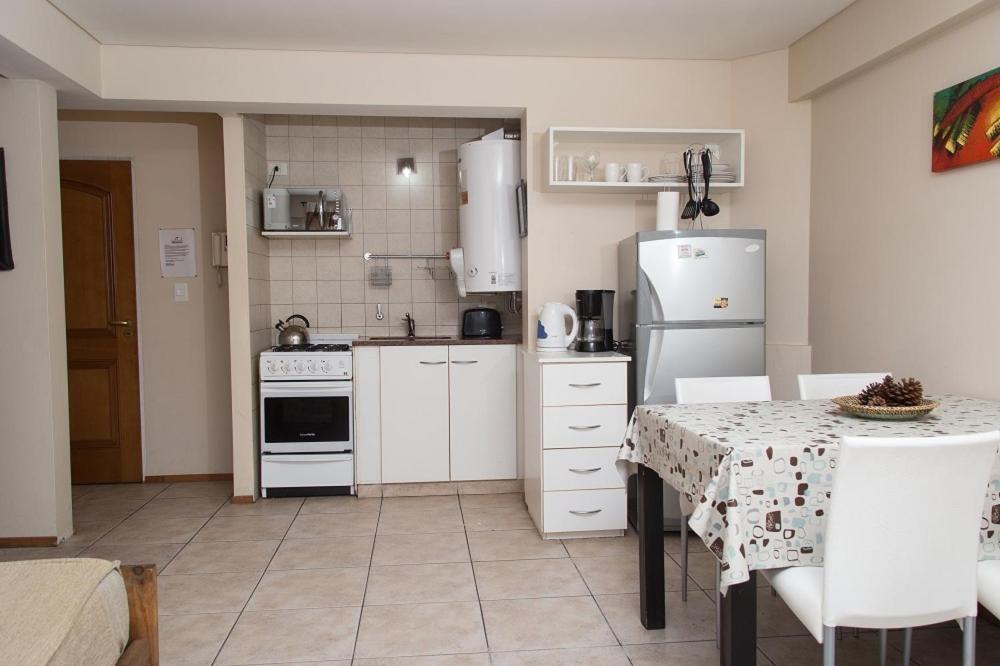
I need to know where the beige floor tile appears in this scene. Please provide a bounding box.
[216,497,303,516]
[61,520,119,550]
[886,622,1000,666]
[626,642,773,665]
[458,492,525,509]
[158,571,259,615]
[216,607,361,664]
[83,482,169,502]
[760,633,889,666]
[678,551,769,591]
[754,590,810,638]
[365,562,478,605]
[72,484,99,500]
[0,544,85,561]
[287,512,379,538]
[159,612,238,665]
[97,515,208,545]
[481,596,617,651]
[372,532,469,565]
[159,480,233,499]
[193,514,294,542]
[269,536,374,570]
[72,497,148,522]
[596,592,715,645]
[354,601,486,658]
[376,508,465,535]
[573,554,686,595]
[381,495,459,512]
[248,567,368,610]
[462,506,534,532]
[300,496,381,514]
[132,496,228,519]
[162,540,279,575]
[79,543,183,569]
[467,529,567,561]
[491,646,631,665]
[380,482,457,497]
[562,531,639,558]
[354,655,489,665]
[474,558,589,600]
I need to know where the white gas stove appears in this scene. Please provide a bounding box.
[258,334,357,497]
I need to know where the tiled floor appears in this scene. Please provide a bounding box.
[3,481,999,665]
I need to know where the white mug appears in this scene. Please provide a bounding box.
[604,163,626,182]
[626,162,648,183]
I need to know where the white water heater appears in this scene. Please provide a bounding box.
[451,131,521,295]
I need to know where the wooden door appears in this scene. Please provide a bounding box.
[449,344,516,480]
[379,345,450,483]
[60,160,142,483]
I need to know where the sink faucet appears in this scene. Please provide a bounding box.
[403,312,415,338]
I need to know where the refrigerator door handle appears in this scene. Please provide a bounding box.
[642,328,665,404]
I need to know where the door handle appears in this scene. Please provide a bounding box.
[451,360,479,364]
[569,467,602,473]
[109,320,131,326]
[569,509,603,515]
[569,382,601,388]
[568,425,601,431]
[419,361,447,365]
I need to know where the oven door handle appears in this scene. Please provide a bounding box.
[260,382,354,398]
[262,454,353,463]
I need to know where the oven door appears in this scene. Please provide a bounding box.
[260,381,353,454]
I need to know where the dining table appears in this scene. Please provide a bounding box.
[617,395,1000,666]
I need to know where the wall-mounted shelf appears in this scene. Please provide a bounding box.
[545,127,745,193]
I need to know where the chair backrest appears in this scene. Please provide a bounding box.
[823,430,999,629]
[797,372,890,400]
[674,376,772,404]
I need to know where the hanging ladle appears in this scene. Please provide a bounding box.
[700,150,720,217]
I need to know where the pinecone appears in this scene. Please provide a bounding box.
[887,377,923,406]
[857,381,884,406]
[868,395,887,407]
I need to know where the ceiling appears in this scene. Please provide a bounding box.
[49,0,854,61]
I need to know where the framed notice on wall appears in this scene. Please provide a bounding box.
[159,227,197,277]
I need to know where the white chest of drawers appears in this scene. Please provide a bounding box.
[523,350,630,539]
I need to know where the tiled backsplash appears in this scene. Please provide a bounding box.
[248,114,521,342]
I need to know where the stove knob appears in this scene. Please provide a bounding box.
[295,360,306,374]
[277,360,286,374]
[307,360,317,372]
[321,360,331,373]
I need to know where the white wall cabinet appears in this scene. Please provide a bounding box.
[356,343,518,486]
[450,344,517,481]
[379,345,450,483]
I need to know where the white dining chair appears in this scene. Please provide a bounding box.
[978,559,1000,630]
[764,430,999,666]
[797,372,890,400]
[674,375,772,644]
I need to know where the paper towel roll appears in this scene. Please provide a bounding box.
[656,191,680,231]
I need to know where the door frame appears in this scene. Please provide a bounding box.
[60,157,147,481]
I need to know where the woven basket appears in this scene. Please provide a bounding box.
[831,395,939,420]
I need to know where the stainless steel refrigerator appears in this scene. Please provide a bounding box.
[618,229,766,528]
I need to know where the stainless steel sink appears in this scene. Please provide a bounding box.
[367,336,453,340]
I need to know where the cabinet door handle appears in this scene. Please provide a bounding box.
[419,361,447,365]
[569,382,601,388]
[569,467,602,473]
[569,509,603,515]
[568,424,601,431]
[109,320,131,326]
[451,360,479,364]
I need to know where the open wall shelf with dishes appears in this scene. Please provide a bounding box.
[545,127,745,193]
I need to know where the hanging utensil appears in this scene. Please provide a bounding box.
[681,150,699,220]
[700,150,720,217]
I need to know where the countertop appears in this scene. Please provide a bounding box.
[353,336,523,347]
[524,350,631,363]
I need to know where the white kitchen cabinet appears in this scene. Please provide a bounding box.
[449,344,517,481]
[353,346,382,484]
[379,345,450,483]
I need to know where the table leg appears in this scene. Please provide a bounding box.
[638,464,665,629]
[720,572,757,666]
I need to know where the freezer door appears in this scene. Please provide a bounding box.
[636,324,765,406]
[638,235,765,324]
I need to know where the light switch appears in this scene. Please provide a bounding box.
[173,282,189,302]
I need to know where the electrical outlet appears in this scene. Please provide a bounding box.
[267,161,289,176]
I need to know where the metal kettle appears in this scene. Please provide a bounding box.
[275,314,310,346]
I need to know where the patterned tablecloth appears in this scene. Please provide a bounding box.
[618,396,1000,593]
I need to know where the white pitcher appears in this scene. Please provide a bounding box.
[536,303,579,351]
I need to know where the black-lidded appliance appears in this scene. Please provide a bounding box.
[462,307,502,339]
[575,289,615,352]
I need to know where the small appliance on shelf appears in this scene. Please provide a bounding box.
[462,307,502,339]
[262,187,352,238]
[574,289,615,352]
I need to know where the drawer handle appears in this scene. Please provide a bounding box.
[419,361,447,365]
[451,360,479,364]
[568,424,601,431]
[569,467,602,473]
[569,509,603,516]
[569,382,602,388]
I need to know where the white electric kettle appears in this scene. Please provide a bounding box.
[536,302,579,351]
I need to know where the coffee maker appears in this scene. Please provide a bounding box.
[574,289,615,352]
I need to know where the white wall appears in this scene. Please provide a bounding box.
[0,79,72,540]
[731,50,813,399]
[57,113,233,476]
[810,6,1000,398]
